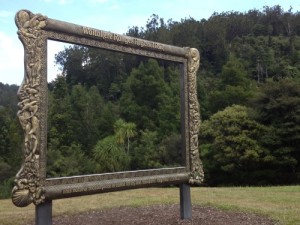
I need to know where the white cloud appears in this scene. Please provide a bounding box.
[39,0,73,4]
[89,0,108,3]
[0,32,72,84]
[47,40,72,82]
[0,10,13,18]
[0,31,23,85]
[39,0,53,3]
[109,3,120,10]
[0,10,13,25]
[58,0,73,4]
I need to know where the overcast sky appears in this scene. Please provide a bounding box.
[0,0,299,85]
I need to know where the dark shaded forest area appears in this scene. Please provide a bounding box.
[1,5,300,198]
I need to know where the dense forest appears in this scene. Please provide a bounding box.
[1,5,300,198]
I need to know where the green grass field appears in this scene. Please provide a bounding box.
[0,186,299,225]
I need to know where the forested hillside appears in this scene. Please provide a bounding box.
[0,83,22,198]
[1,5,300,198]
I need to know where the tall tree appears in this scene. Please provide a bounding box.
[207,55,254,114]
[131,130,162,169]
[93,135,130,173]
[48,75,74,148]
[200,105,275,185]
[114,118,137,154]
[120,59,168,131]
[251,78,300,182]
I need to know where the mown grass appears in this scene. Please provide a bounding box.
[0,186,299,225]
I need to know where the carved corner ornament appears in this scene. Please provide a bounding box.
[12,10,47,207]
[186,48,204,185]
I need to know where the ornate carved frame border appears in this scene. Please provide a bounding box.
[12,9,204,207]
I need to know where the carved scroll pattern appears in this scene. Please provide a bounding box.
[12,10,47,207]
[186,48,204,185]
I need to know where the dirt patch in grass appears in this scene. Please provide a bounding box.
[24,204,277,225]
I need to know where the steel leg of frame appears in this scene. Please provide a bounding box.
[35,201,52,225]
[180,183,192,219]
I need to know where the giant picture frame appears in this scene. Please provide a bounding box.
[12,9,204,207]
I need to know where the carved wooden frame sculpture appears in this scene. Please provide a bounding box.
[12,9,204,207]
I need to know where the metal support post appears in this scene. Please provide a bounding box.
[35,201,52,225]
[179,183,192,219]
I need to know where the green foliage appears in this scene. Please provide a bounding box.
[0,83,18,113]
[120,60,160,130]
[158,133,183,166]
[131,130,163,169]
[0,157,12,183]
[93,135,130,173]
[0,108,12,159]
[0,176,14,199]
[55,45,89,87]
[250,78,300,182]
[47,143,96,177]
[55,46,128,96]
[48,75,74,147]
[220,55,249,88]
[114,118,137,153]
[251,79,300,125]
[157,67,181,135]
[131,131,182,170]
[207,55,255,114]
[120,59,180,136]
[0,106,22,199]
[200,105,274,185]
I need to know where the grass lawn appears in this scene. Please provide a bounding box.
[0,185,299,225]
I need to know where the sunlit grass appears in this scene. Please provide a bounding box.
[192,186,300,225]
[0,186,299,225]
